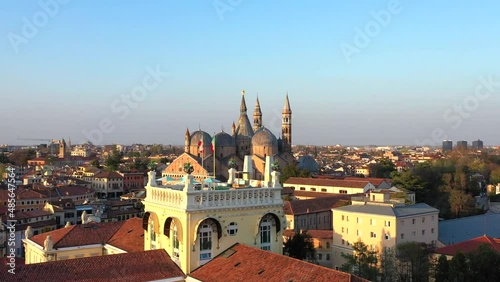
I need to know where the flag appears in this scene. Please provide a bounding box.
[198,139,204,152]
[211,136,215,153]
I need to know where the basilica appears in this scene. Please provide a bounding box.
[163,92,295,181]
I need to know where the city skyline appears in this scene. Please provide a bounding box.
[2,1,500,146]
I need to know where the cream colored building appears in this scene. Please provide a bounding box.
[143,164,286,274]
[284,177,375,195]
[23,217,143,264]
[331,191,439,270]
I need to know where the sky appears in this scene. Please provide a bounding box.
[1,0,500,146]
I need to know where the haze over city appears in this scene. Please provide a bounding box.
[2,0,500,145]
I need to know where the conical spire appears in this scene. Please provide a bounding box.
[283,92,291,114]
[254,97,262,115]
[231,122,236,135]
[185,127,190,137]
[240,90,247,113]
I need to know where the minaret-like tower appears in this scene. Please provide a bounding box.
[184,128,190,153]
[231,122,236,136]
[282,94,292,152]
[253,97,262,132]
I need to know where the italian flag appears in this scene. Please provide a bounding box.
[198,140,204,152]
[211,136,215,153]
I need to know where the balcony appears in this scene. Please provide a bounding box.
[145,186,283,211]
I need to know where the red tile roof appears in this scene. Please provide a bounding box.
[285,177,371,189]
[343,177,391,187]
[284,196,352,215]
[0,250,184,282]
[106,217,144,252]
[435,235,500,256]
[94,171,124,179]
[189,243,368,282]
[30,221,125,249]
[0,187,47,200]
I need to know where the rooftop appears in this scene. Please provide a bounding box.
[189,243,368,282]
[435,235,500,256]
[0,250,184,282]
[285,177,372,189]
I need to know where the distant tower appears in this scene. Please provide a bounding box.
[231,122,236,136]
[253,97,262,132]
[184,128,190,153]
[282,93,292,152]
[59,139,67,159]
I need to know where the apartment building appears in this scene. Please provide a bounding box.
[331,191,438,270]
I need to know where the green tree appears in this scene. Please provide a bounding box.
[466,243,500,282]
[448,251,468,282]
[0,153,9,164]
[435,255,449,282]
[280,162,310,183]
[341,240,378,281]
[90,159,102,168]
[380,247,398,282]
[396,242,433,282]
[490,167,500,185]
[9,149,35,166]
[369,158,396,178]
[104,148,122,171]
[0,164,6,181]
[283,231,317,262]
[449,189,477,218]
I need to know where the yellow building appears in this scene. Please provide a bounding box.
[143,164,287,274]
[331,191,439,270]
[23,217,143,264]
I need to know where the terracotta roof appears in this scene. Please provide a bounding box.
[189,243,368,282]
[285,177,371,189]
[343,177,391,187]
[284,196,352,215]
[13,210,52,220]
[292,190,363,199]
[0,250,184,282]
[435,235,500,256]
[0,187,47,200]
[94,171,124,179]
[106,217,144,252]
[53,186,95,197]
[30,221,125,249]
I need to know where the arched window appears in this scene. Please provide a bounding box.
[150,221,157,250]
[196,218,221,263]
[173,225,179,258]
[260,217,272,251]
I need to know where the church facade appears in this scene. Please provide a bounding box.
[162,92,295,182]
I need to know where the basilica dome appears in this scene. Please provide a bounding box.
[190,130,212,147]
[252,127,278,147]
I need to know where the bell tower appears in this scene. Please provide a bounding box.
[282,94,292,152]
[253,97,262,132]
[184,128,190,153]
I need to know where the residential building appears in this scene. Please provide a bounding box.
[119,170,146,192]
[284,177,376,195]
[92,171,124,198]
[283,195,351,231]
[456,140,468,150]
[23,217,143,264]
[0,187,47,212]
[1,210,56,258]
[472,139,484,150]
[442,140,453,152]
[331,191,439,270]
[284,229,334,268]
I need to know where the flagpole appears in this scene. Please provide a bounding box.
[213,132,216,179]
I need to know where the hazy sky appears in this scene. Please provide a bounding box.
[2,1,500,146]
